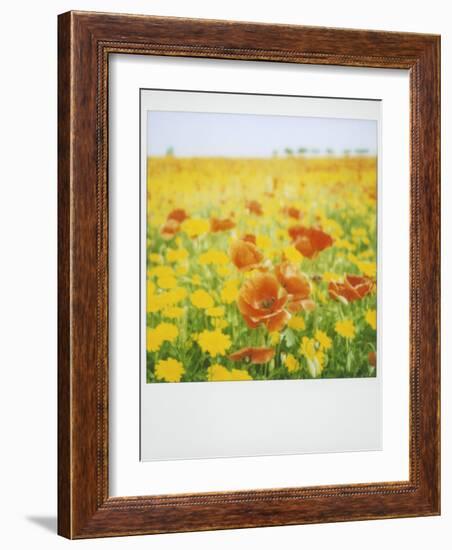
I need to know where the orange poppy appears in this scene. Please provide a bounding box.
[237,272,289,331]
[229,347,275,364]
[282,206,302,220]
[368,351,376,367]
[160,218,180,240]
[210,217,236,232]
[274,261,314,312]
[328,274,374,303]
[274,261,311,300]
[167,208,188,223]
[246,200,263,216]
[242,233,257,245]
[288,225,333,259]
[230,239,264,271]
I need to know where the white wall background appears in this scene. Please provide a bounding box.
[0,0,448,548]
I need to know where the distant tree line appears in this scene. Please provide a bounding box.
[273,147,371,157]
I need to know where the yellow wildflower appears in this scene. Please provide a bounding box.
[269,332,280,346]
[324,218,343,239]
[197,329,231,356]
[166,247,189,263]
[300,337,325,377]
[199,249,229,266]
[191,274,202,285]
[212,319,228,330]
[323,272,342,283]
[315,329,332,350]
[312,350,325,376]
[147,280,156,311]
[162,307,185,319]
[148,253,162,264]
[147,327,162,352]
[148,294,164,313]
[365,309,377,330]
[216,265,231,277]
[300,336,316,360]
[207,363,252,381]
[163,287,187,305]
[256,234,272,249]
[284,354,299,373]
[191,289,214,309]
[220,280,240,304]
[148,265,174,279]
[230,369,253,381]
[335,319,356,339]
[155,358,184,382]
[355,261,377,278]
[181,218,210,238]
[157,322,178,340]
[359,249,375,259]
[351,227,367,238]
[157,275,177,290]
[288,316,305,330]
[146,322,179,352]
[207,306,225,317]
[283,245,303,263]
[335,239,355,251]
[147,280,156,295]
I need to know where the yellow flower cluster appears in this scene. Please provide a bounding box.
[207,363,252,381]
[155,358,185,382]
[147,322,179,352]
[284,353,299,373]
[199,249,229,266]
[287,316,305,330]
[335,319,356,339]
[181,218,210,237]
[190,289,214,309]
[220,279,240,304]
[166,247,189,263]
[300,336,325,377]
[196,329,232,356]
[365,309,377,330]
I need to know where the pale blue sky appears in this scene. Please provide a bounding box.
[147,111,377,157]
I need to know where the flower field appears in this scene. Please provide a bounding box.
[146,155,377,383]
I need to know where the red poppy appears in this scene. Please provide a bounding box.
[328,274,374,303]
[288,225,333,259]
[242,233,257,245]
[282,206,302,220]
[167,208,188,223]
[237,272,289,332]
[230,239,264,271]
[160,218,180,240]
[246,200,263,216]
[275,261,311,300]
[210,217,236,232]
[229,347,275,364]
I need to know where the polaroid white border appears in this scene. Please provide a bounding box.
[109,55,409,496]
[140,89,381,461]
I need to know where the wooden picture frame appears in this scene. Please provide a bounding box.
[58,11,440,539]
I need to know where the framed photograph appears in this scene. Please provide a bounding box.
[58,11,440,538]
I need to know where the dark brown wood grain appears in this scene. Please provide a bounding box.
[58,10,440,539]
